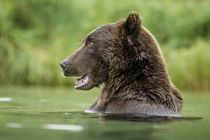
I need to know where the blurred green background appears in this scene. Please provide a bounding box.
[0,0,210,91]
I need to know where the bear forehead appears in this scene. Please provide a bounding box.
[85,23,118,40]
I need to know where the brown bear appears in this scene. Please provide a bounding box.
[60,12,183,117]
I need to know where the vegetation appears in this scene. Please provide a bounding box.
[0,0,210,90]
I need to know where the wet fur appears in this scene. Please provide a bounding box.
[87,13,183,116]
[63,12,183,116]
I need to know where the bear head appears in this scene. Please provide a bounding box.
[60,12,144,90]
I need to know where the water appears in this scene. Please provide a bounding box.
[0,86,210,140]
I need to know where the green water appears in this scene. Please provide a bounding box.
[0,87,210,140]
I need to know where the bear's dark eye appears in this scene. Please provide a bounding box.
[86,37,94,46]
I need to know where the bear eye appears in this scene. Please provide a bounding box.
[86,38,94,46]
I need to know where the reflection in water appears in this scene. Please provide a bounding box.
[1,111,204,140]
[43,111,202,122]
[43,124,83,132]
[77,128,156,140]
[0,97,13,102]
[6,123,22,128]
[0,87,208,140]
[100,113,202,122]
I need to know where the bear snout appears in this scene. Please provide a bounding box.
[60,60,68,70]
[60,59,81,77]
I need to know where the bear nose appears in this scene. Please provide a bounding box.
[60,60,68,69]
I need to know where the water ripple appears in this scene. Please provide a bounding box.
[0,97,13,102]
[6,123,22,128]
[43,124,83,132]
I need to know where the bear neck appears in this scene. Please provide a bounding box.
[102,62,171,99]
[98,26,182,112]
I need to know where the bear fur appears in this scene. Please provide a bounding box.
[60,12,183,117]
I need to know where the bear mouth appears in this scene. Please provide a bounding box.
[74,73,92,90]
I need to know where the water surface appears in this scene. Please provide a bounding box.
[0,86,210,140]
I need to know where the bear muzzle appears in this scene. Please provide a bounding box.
[60,60,94,90]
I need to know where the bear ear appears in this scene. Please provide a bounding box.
[124,11,141,36]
